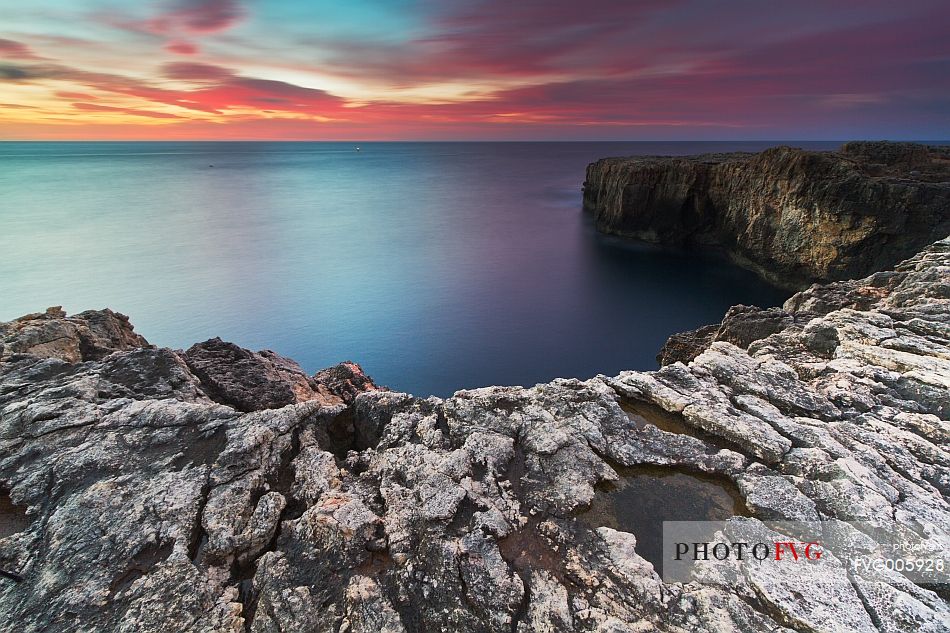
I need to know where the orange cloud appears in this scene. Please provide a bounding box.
[71,102,184,119]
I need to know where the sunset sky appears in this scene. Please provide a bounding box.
[1,0,948,140]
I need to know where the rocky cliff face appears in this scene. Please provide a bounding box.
[1,236,948,632]
[583,142,950,289]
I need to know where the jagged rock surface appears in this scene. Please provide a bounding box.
[657,305,795,366]
[182,338,377,412]
[583,142,950,289]
[0,306,150,363]
[1,237,949,632]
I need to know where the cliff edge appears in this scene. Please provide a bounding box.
[583,141,950,289]
[1,234,948,632]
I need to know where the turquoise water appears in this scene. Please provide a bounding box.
[0,142,833,396]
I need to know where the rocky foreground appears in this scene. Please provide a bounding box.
[583,142,950,289]
[1,236,949,632]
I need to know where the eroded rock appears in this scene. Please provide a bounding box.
[1,237,949,632]
[0,306,149,363]
[584,142,950,289]
[183,338,377,412]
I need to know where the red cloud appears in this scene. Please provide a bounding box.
[186,77,344,113]
[7,0,950,139]
[0,38,43,60]
[165,41,199,55]
[45,63,347,116]
[154,64,345,114]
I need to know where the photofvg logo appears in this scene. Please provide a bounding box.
[661,518,950,588]
[673,538,824,563]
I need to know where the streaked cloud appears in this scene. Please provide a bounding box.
[164,41,199,55]
[0,38,44,60]
[0,0,947,139]
[108,0,246,36]
[71,101,185,119]
[162,61,235,81]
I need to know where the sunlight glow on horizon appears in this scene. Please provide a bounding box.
[1,0,948,140]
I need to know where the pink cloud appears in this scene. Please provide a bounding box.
[165,41,199,55]
[320,0,671,85]
[4,0,949,139]
[62,64,346,116]
[165,0,244,34]
[162,61,234,81]
[108,0,245,38]
[186,77,344,113]
[0,38,43,60]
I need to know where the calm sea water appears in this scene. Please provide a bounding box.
[0,141,838,397]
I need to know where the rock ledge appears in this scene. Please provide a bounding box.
[1,236,949,632]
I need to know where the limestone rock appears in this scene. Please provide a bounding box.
[658,305,796,366]
[0,306,149,363]
[2,236,949,632]
[583,142,950,289]
[183,338,377,412]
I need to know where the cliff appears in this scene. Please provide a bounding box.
[583,141,950,289]
[1,235,948,632]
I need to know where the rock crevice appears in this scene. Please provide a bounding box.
[1,235,949,631]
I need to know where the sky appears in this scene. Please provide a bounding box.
[0,0,948,140]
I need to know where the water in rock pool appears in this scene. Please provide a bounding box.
[578,465,750,574]
[0,141,835,397]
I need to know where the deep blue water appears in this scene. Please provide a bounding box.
[0,141,838,397]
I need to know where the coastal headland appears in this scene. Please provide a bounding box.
[583,141,950,289]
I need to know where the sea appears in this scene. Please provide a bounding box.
[0,141,840,397]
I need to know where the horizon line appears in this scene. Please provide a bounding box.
[2,138,948,143]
